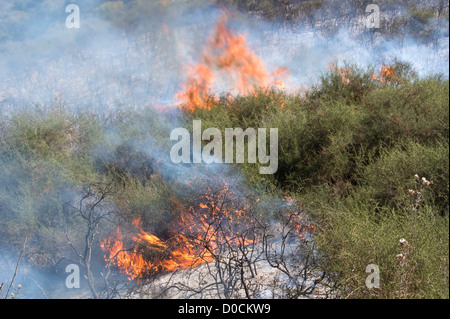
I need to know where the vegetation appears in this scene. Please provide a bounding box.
[0,104,178,272]
[0,0,448,300]
[188,61,449,298]
[1,63,448,300]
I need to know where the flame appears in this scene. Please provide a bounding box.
[328,64,352,86]
[100,225,153,280]
[100,183,259,280]
[176,63,217,111]
[176,13,288,111]
[101,186,313,280]
[328,63,400,86]
[371,64,399,84]
[100,217,211,280]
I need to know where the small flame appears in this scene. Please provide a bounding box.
[371,64,399,84]
[328,64,352,86]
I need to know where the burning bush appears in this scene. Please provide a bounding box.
[100,179,262,280]
[175,13,288,112]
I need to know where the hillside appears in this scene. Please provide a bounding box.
[0,0,448,300]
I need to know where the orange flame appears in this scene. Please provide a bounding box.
[328,64,352,86]
[371,64,399,84]
[100,225,152,280]
[101,188,313,280]
[176,14,288,111]
[100,183,260,280]
[100,217,212,280]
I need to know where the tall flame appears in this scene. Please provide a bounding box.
[176,14,288,112]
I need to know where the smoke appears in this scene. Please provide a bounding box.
[1,1,447,114]
[0,0,448,298]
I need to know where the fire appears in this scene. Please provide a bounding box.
[371,64,399,84]
[101,183,314,280]
[328,63,401,86]
[100,225,152,280]
[176,13,288,112]
[176,64,217,111]
[100,182,259,280]
[328,64,352,86]
[100,217,212,280]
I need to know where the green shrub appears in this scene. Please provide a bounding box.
[188,62,449,298]
[310,197,449,299]
[357,140,449,213]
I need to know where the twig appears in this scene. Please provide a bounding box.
[5,236,28,299]
[29,277,48,299]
